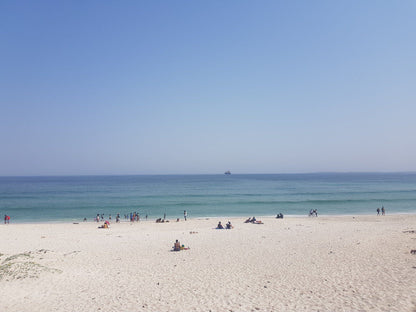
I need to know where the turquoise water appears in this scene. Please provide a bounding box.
[0,173,415,223]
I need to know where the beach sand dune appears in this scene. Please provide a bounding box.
[1,215,415,311]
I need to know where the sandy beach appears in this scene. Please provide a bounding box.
[1,215,415,311]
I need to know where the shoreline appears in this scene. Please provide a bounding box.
[3,211,416,225]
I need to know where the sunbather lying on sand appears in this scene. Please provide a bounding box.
[98,222,109,229]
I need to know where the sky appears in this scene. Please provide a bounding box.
[0,0,415,176]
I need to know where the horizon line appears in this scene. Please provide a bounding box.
[1,171,416,178]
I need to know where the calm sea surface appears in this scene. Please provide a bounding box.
[1,173,415,223]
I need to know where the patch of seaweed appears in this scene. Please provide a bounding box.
[0,251,61,281]
[3,252,32,263]
[0,261,61,280]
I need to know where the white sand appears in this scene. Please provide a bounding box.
[1,215,416,311]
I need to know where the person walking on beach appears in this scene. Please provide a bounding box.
[381,206,385,216]
[184,210,187,221]
[377,207,380,215]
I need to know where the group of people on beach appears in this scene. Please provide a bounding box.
[128,212,142,222]
[244,216,264,224]
[376,206,386,216]
[156,210,188,223]
[95,211,150,228]
[309,209,318,217]
[217,221,234,229]
[94,214,106,222]
[91,212,150,223]
[86,210,189,225]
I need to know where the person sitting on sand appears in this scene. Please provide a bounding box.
[250,217,256,223]
[226,221,233,229]
[173,239,181,251]
[244,217,252,223]
[217,221,224,229]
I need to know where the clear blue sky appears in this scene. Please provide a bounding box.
[1,1,415,175]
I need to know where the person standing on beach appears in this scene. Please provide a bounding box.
[184,210,187,221]
[4,215,10,224]
[377,207,380,215]
[381,206,385,215]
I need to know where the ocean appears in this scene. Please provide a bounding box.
[1,173,415,223]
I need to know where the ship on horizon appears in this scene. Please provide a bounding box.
[224,170,231,175]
